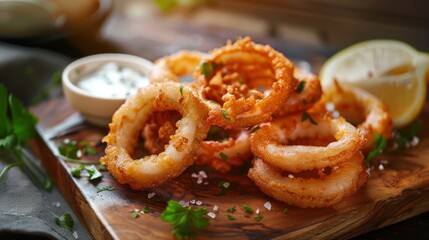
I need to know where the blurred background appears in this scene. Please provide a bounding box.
[1,0,428,62]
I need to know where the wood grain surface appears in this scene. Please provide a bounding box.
[29,98,429,240]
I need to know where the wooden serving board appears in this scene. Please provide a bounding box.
[30,98,429,240]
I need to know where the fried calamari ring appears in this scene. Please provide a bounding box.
[248,152,368,208]
[250,113,366,173]
[148,50,208,84]
[319,82,392,150]
[101,82,209,189]
[274,68,322,117]
[196,127,251,173]
[195,37,295,128]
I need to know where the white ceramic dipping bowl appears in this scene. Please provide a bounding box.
[62,54,153,127]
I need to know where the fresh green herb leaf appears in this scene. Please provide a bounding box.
[96,186,114,193]
[301,111,317,125]
[296,81,306,93]
[254,215,263,222]
[392,120,422,149]
[132,210,139,219]
[55,213,74,231]
[302,98,308,105]
[161,200,210,240]
[71,165,102,181]
[142,205,150,214]
[219,152,228,161]
[9,95,38,144]
[71,165,84,177]
[58,140,79,159]
[227,215,236,220]
[44,178,53,191]
[201,62,220,79]
[243,205,253,213]
[227,206,236,213]
[81,141,96,155]
[216,180,231,196]
[85,165,102,181]
[249,126,260,134]
[179,85,184,96]
[221,109,230,120]
[366,133,387,166]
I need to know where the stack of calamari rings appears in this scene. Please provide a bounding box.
[101,37,392,208]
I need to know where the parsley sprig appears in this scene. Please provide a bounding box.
[366,133,387,166]
[55,213,74,231]
[0,84,52,191]
[71,164,102,181]
[161,200,210,240]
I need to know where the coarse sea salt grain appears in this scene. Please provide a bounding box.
[213,205,219,211]
[325,102,335,112]
[207,212,216,219]
[76,150,82,158]
[190,199,196,204]
[191,173,199,178]
[197,178,203,184]
[199,170,208,178]
[264,201,272,210]
[204,181,209,185]
[378,164,384,171]
[288,174,294,179]
[147,192,155,199]
[72,231,78,239]
[332,110,340,119]
[255,208,260,214]
[222,182,230,188]
[196,200,202,206]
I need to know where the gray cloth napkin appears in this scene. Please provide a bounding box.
[0,43,91,240]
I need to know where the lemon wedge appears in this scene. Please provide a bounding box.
[320,40,429,127]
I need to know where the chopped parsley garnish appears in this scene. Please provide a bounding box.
[132,210,139,219]
[201,62,220,79]
[0,84,52,191]
[243,205,253,213]
[221,109,230,120]
[96,186,114,193]
[296,81,306,93]
[161,200,210,240]
[254,215,263,222]
[58,140,96,159]
[216,180,231,196]
[71,164,102,181]
[392,120,422,149]
[249,125,261,133]
[179,85,184,96]
[142,205,150,214]
[366,133,387,166]
[81,141,96,155]
[58,140,79,159]
[227,215,236,221]
[219,152,228,161]
[227,206,236,213]
[55,213,74,231]
[301,111,317,125]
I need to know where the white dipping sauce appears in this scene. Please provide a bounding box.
[76,62,150,98]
